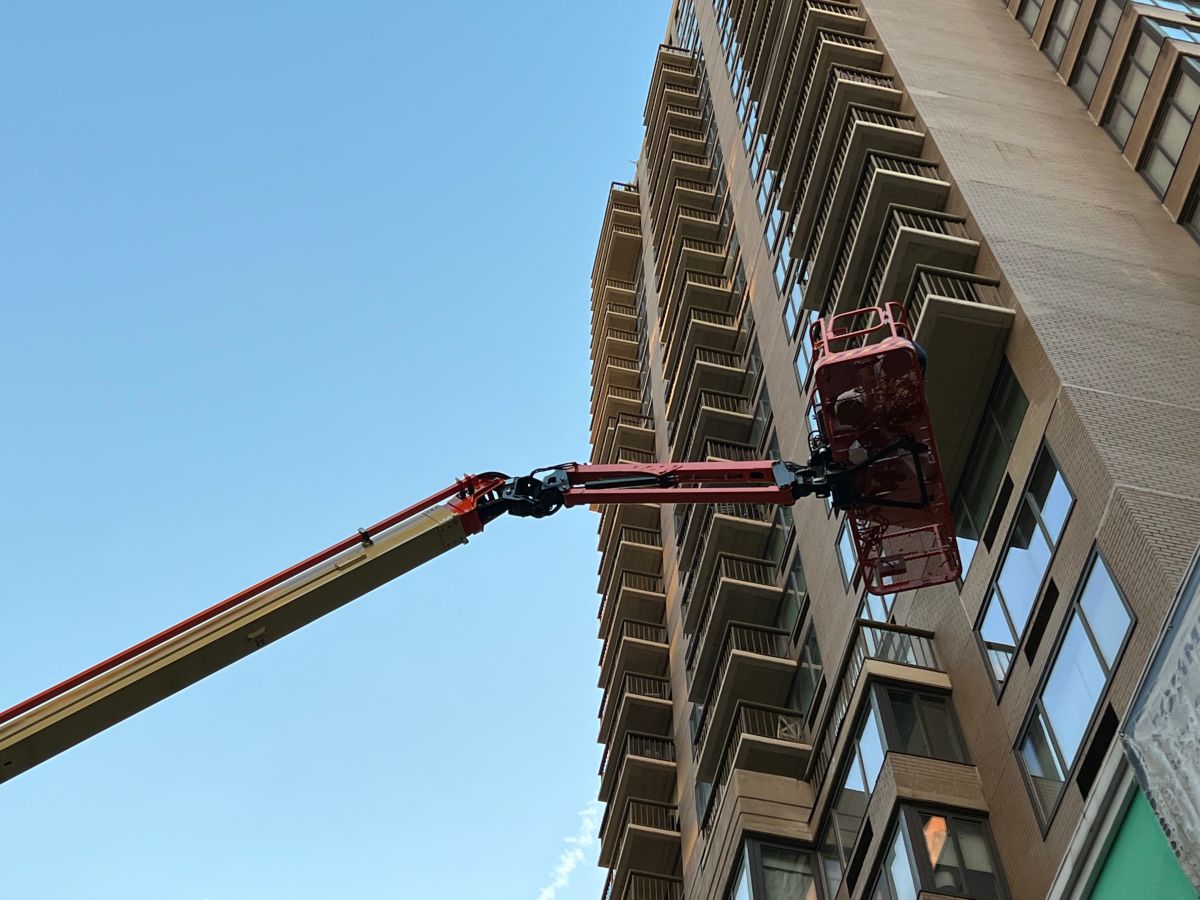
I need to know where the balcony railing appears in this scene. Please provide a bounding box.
[666,347,743,421]
[594,412,655,466]
[905,267,1000,325]
[692,623,791,750]
[597,571,665,637]
[685,555,777,674]
[863,209,970,308]
[678,503,772,623]
[598,731,677,781]
[700,702,809,839]
[598,672,673,729]
[672,390,753,462]
[598,618,669,673]
[603,871,685,900]
[808,620,939,791]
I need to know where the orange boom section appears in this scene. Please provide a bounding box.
[810,303,960,595]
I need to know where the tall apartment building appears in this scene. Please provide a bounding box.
[587,1,1200,899]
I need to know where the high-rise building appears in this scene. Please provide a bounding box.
[587,1,1200,899]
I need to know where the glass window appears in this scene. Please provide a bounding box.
[953,360,1028,575]
[859,591,896,623]
[838,520,859,586]
[727,840,820,900]
[790,626,823,715]
[875,809,1007,900]
[1044,0,1082,65]
[1071,0,1122,104]
[1018,0,1044,33]
[1105,26,1162,147]
[976,447,1073,686]
[777,553,808,636]
[1018,552,1132,821]
[1140,60,1200,197]
[883,688,967,762]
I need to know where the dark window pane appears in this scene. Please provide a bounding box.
[761,845,817,900]
[917,695,965,762]
[954,819,1003,900]
[888,690,931,756]
[921,813,964,894]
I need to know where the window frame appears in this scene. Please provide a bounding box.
[1103,21,1165,148]
[974,443,1075,693]
[1137,57,1200,198]
[1016,548,1136,831]
[1069,0,1122,104]
[878,806,1010,900]
[1042,0,1082,66]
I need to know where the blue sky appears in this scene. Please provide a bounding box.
[0,4,667,897]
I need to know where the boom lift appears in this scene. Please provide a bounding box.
[0,304,959,786]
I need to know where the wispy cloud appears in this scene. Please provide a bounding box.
[536,800,604,900]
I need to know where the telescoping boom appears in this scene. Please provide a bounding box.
[0,303,959,785]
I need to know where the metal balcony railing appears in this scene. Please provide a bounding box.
[807,620,939,791]
[802,107,916,278]
[603,871,684,900]
[700,702,808,839]
[598,618,669,672]
[677,502,771,622]
[662,306,737,381]
[826,154,941,306]
[692,623,791,750]
[598,731,676,780]
[599,527,663,599]
[672,390,753,463]
[790,66,893,207]
[597,571,665,634]
[905,268,1000,325]
[863,210,970,308]
[666,347,743,421]
[598,672,672,724]
[685,555,777,674]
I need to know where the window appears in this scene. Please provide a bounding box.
[837,519,859,587]
[976,447,1073,686]
[1019,552,1133,822]
[953,360,1028,576]
[790,626,824,716]
[777,553,809,637]
[1043,0,1081,65]
[872,809,1007,900]
[1072,0,1121,102]
[1184,179,1200,240]
[1140,59,1200,196]
[1018,0,1044,33]
[792,309,818,388]
[724,839,819,900]
[1105,24,1162,147]
[827,705,887,873]
[859,591,895,623]
[877,686,967,763]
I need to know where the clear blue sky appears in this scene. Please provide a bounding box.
[0,4,667,897]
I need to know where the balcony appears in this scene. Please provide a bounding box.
[598,731,676,805]
[644,47,698,127]
[599,799,681,879]
[646,98,703,168]
[590,356,641,416]
[654,178,721,254]
[662,307,740,390]
[692,624,797,780]
[592,412,655,466]
[598,672,672,745]
[591,302,637,353]
[598,526,662,602]
[781,65,901,215]
[595,327,639,363]
[665,347,746,425]
[816,153,950,315]
[592,385,643,444]
[670,390,755,463]
[659,272,735,351]
[685,555,780,698]
[699,703,813,841]
[598,571,666,642]
[591,278,636,329]
[904,268,1015,495]
[598,500,659,566]
[861,208,979,310]
[597,619,670,694]
[763,28,878,180]
[796,115,927,312]
[677,504,775,629]
[808,621,946,794]
[601,870,684,900]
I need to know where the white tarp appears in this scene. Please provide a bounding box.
[1121,545,1200,892]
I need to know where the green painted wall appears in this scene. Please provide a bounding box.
[1089,789,1197,900]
